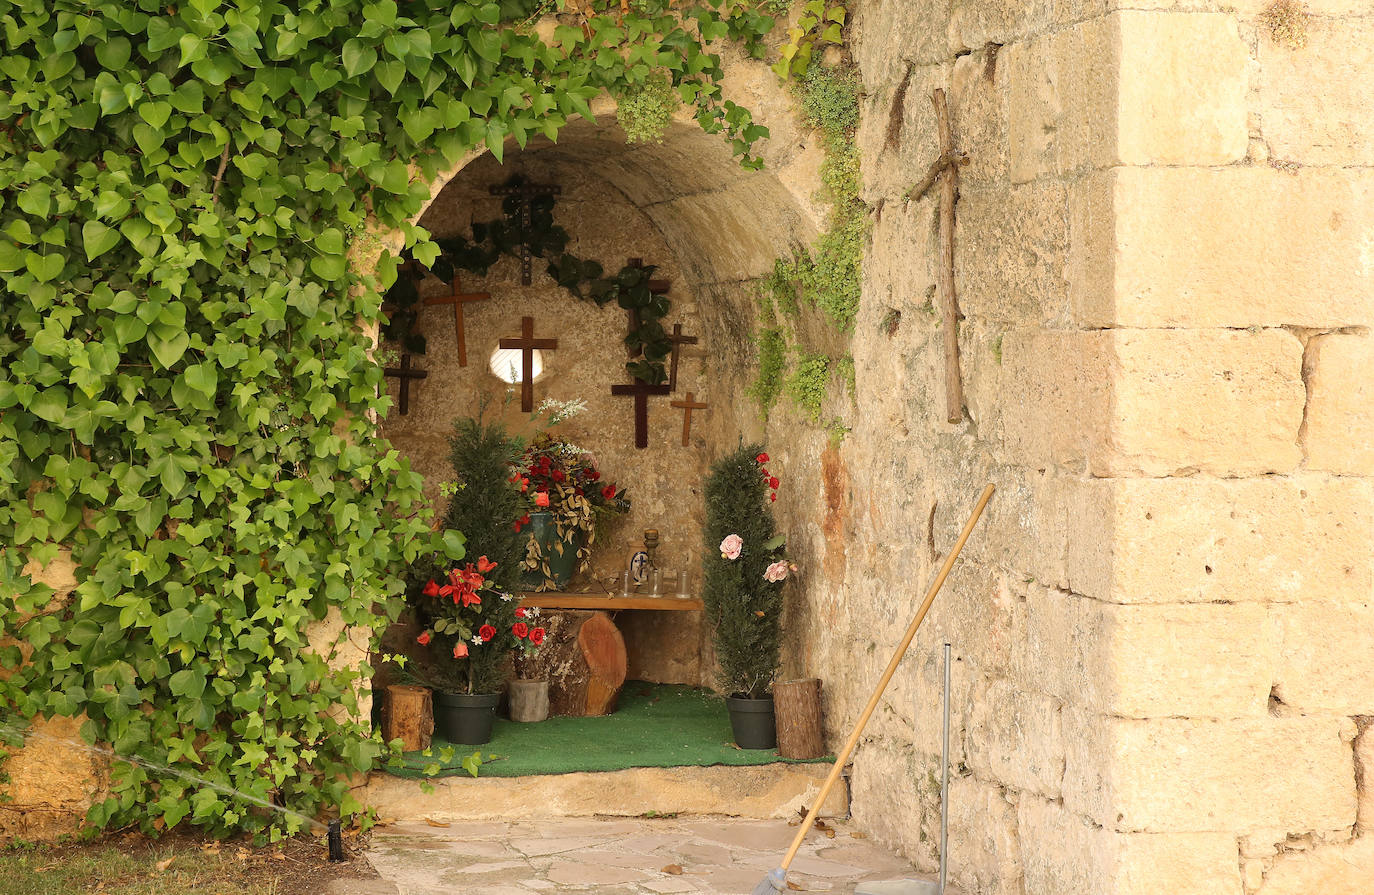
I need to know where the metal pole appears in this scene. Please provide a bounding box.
[940,643,950,895]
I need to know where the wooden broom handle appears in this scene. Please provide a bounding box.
[778,482,995,872]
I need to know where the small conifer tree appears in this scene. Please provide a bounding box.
[701,444,786,698]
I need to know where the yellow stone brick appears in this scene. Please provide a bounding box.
[1270,602,1374,714]
[998,330,1111,469]
[1255,835,1374,895]
[1303,333,1374,475]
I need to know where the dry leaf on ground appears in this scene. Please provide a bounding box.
[155,857,175,872]
[662,864,684,875]
[424,818,451,828]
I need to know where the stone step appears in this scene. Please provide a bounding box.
[356,763,850,823]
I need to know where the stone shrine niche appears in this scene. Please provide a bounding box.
[380,155,710,686]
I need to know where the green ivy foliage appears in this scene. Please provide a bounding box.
[0,0,781,840]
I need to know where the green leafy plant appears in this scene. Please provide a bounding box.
[0,0,794,840]
[617,72,679,144]
[774,0,847,80]
[785,351,832,422]
[701,446,790,699]
[748,328,788,419]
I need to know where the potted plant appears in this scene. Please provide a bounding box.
[515,435,629,591]
[701,445,792,749]
[507,607,550,722]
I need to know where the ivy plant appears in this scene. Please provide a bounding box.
[0,0,782,840]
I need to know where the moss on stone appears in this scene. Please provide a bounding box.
[748,327,788,419]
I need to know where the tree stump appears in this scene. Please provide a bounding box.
[774,678,825,759]
[382,684,433,752]
[522,610,628,716]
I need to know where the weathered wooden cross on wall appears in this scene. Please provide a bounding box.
[666,323,698,391]
[384,353,428,416]
[423,275,490,367]
[611,380,672,449]
[490,180,562,285]
[499,316,558,412]
[670,391,708,446]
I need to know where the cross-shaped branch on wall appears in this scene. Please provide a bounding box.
[490,180,562,285]
[499,316,558,412]
[423,275,490,367]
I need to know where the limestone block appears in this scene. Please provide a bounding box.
[0,715,107,841]
[953,183,1069,326]
[1092,329,1305,477]
[1016,587,1272,718]
[1072,475,1374,606]
[1255,835,1374,895]
[1062,713,1356,833]
[1115,11,1249,165]
[1358,723,1374,835]
[1071,167,1374,328]
[947,778,1023,895]
[1018,797,1243,895]
[1303,333,1374,475]
[1270,602,1374,715]
[949,0,1053,53]
[965,679,1065,798]
[853,0,954,91]
[304,607,375,727]
[997,329,1111,469]
[1258,16,1374,166]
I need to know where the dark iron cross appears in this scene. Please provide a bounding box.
[611,380,672,450]
[499,316,558,412]
[489,180,562,285]
[624,258,671,358]
[423,275,490,367]
[666,323,698,391]
[383,353,428,416]
[670,391,708,447]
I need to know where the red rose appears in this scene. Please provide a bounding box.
[601,484,616,500]
[512,622,529,639]
[476,555,497,573]
[513,521,523,532]
[552,469,565,483]
[479,624,496,642]
[422,579,439,597]
[530,627,546,646]
[520,478,529,492]
[417,631,431,646]
[770,493,777,502]
[453,642,468,659]
[588,470,600,481]
[769,476,780,489]
[760,468,769,478]
[515,607,527,619]
[756,452,769,463]
[534,491,550,508]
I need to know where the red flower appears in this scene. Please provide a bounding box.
[601,484,616,500]
[478,624,496,642]
[760,468,769,478]
[461,591,481,608]
[756,452,769,463]
[453,642,468,659]
[588,470,600,481]
[512,622,529,639]
[422,579,439,597]
[534,491,550,508]
[520,478,529,492]
[769,476,780,490]
[513,521,523,532]
[770,493,777,502]
[515,607,528,619]
[530,627,546,646]
[552,469,565,483]
[476,555,497,574]
[417,631,431,646]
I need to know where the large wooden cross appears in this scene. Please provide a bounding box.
[499,316,558,412]
[611,380,671,449]
[624,258,671,358]
[383,353,428,416]
[666,323,698,391]
[489,180,562,285]
[670,391,707,447]
[423,275,490,367]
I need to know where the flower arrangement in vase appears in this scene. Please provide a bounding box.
[514,434,630,591]
[702,445,794,749]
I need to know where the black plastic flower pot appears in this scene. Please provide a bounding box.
[725,695,777,750]
[433,691,501,745]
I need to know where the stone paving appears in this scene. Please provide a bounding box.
[345,816,947,895]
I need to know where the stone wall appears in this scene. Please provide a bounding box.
[782,1,1374,893]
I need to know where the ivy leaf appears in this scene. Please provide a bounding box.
[442,530,466,561]
[82,221,121,260]
[342,39,378,78]
[183,363,217,396]
[148,331,190,369]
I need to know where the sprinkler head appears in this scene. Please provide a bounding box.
[327,819,346,862]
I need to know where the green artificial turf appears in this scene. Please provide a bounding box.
[390,682,831,779]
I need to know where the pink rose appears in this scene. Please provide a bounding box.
[763,560,790,583]
[534,491,550,508]
[719,534,743,560]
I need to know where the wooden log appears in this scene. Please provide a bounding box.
[774,678,825,759]
[382,684,433,752]
[579,611,628,716]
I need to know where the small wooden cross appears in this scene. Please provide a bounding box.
[624,258,671,358]
[666,323,698,391]
[670,391,707,446]
[499,317,558,412]
[423,275,490,367]
[383,353,428,416]
[489,180,562,285]
[610,380,672,449]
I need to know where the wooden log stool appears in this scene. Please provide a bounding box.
[381,684,433,752]
[522,610,628,716]
[774,678,825,759]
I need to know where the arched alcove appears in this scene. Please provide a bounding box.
[377,94,826,690]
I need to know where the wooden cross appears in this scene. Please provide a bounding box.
[423,275,490,367]
[666,323,698,391]
[610,380,672,450]
[499,316,558,412]
[670,391,707,447]
[624,258,672,358]
[489,180,562,285]
[383,353,428,416]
